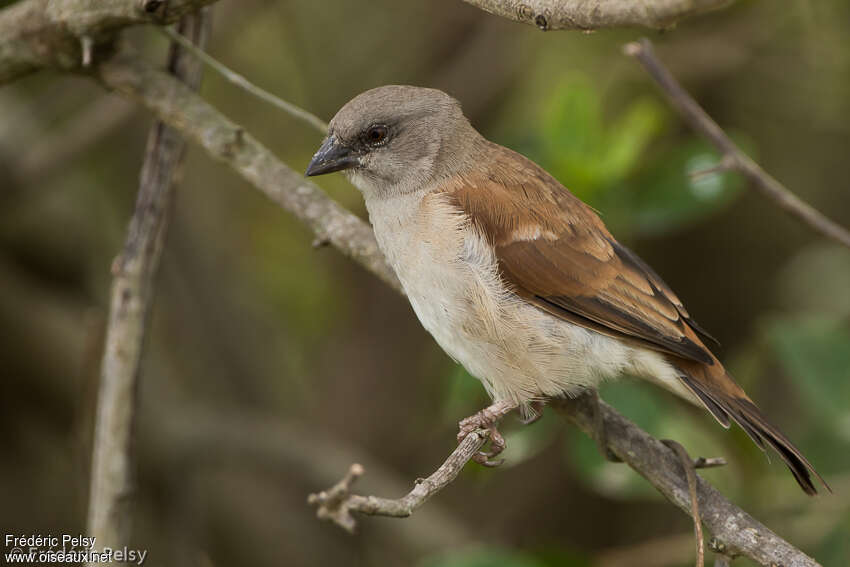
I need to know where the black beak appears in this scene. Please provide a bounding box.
[305,136,359,177]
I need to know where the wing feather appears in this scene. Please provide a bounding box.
[443,142,713,365]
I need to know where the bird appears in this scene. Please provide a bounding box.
[305,85,827,494]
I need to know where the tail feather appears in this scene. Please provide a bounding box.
[677,367,829,495]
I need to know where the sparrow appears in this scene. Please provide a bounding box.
[305,85,827,494]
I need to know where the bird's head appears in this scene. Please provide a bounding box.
[305,85,477,198]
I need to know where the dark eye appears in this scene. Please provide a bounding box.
[364,125,389,146]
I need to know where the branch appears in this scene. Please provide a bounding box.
[85,11,209,556]
[95,52,401,292]
[459,0,735,31]
[0,0,220,84]
[625,38,850,251]
[308,430,488,532]
[553,394,820,567]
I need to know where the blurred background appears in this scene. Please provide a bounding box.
[1,0,849,565]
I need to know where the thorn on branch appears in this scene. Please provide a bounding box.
[312,236,330,249]
[689,155,737,181]
[693,456,727,469]
[81,36,94,67]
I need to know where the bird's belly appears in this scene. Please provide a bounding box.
[392,235,635,405]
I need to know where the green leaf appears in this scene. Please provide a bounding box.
[766,315,850,422]
[626,140,745,235]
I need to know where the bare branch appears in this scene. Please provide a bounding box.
[0,0,220,84]
[625,38,850,251]
[459,0,735,31]
[86,11,209,557]
[95,52,401,293]
[308,430,488,532]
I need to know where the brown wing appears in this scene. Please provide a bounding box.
[443,142,714,365]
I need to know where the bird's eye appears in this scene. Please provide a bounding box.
[364,125,389,146]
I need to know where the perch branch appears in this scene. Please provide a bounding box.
[625,38,850,251]
[85,11,209,558]
[459,0,735,31]
[308,430,488,532]
[553,394,819,567]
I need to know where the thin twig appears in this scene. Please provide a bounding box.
[308,430,488,532]
[157,25,328,133]
[85,12,210,560]
[663,439,705,567]
[625,38,850,251]
[460,0,735,31]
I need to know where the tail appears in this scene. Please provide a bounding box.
[675,360,830,495]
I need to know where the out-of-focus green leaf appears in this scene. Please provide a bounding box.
[526,73,743,236]
[536,74,665,203]
[766,316,850,424]
[626,140,745,235]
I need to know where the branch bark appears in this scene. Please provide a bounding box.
[554,395,819,567]
[625,38,850,251]
[307,430,488,533]
[0,0,218,84]
[85,11,209,558]
[460,0,735,31]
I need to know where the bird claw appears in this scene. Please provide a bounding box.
[457,400,516,468]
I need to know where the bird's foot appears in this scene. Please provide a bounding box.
[457,400,517,467]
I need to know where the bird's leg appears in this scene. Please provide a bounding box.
[589,389,622,463]
[457,399,518,467]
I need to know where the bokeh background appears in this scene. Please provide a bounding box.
[1,0,849,565]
